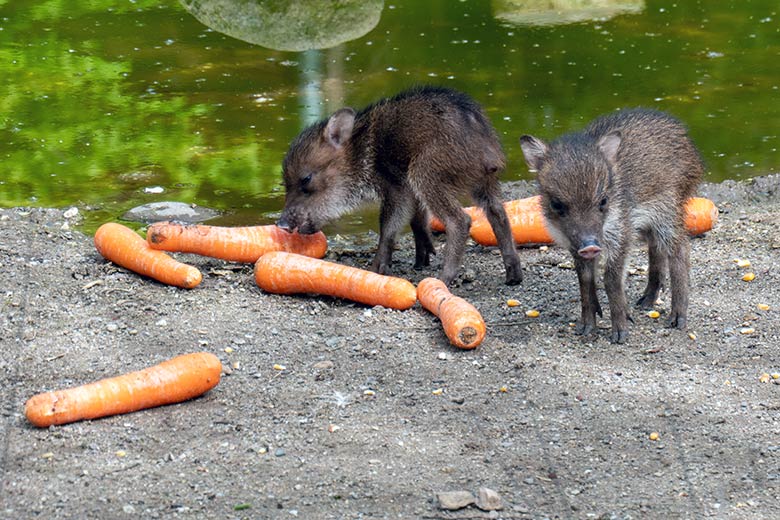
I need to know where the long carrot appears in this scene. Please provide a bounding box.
[417,277,486,349]
[24,352,222,427]
[432,196,718,246]
[95,222,202,288]
[254,251,417,310]
[147,222,328,263]
[469,196,550,246]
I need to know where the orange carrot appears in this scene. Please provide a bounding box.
[147,222,328,263]
[683,197,719,236]
[24,352,222,427]
[254,251,417,310]
[94,222,202,288]
[469,196,551,246]
[417,277,486,349]
[433,196,719,246]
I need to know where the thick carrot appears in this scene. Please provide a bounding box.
[94,222,202,288]
[254,251,417,310]
[147,222,328,263]
[24,352,222,427]
[417,277,486,349]
[433,196,718,246]
[470,196,550,246]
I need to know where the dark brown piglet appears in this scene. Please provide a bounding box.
[278,86,523,286]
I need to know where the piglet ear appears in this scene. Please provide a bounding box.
[597,131,621,167]
[324,108,356,149]
[519,135,548,173]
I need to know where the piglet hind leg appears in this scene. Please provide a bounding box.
[604,254,631,344]
[667,236,691,329]
[473,182,523,285]
[410,204,435,269]
[636,231,668,309]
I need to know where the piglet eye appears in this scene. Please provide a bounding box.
[300,174,313,192]
[550,198,568,216]
[599,196,608,212]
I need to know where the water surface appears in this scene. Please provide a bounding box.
[0,0,778,233]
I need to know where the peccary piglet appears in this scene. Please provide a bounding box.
[520,109,703,343]
[277,86,523,286]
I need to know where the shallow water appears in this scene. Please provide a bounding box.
[0,0,778,233]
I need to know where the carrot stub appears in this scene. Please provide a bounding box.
[24,352,222,427]
[417,277,486,349]
[430,196,719,246]
[147,222,328,263]
[94,222,202,288]
[254,251,417,310]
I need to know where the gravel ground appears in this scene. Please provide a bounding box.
[1,176,779,519]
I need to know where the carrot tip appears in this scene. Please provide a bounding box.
[458,326,479,347]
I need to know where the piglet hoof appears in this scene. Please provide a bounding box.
[610,327,629,344]
[370,258,392,276]
[575,321,595,337]
[635,294,657,310]
[667,313,687,330]
[504,264,523,285]
[413,256,431,270]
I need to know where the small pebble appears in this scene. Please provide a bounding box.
[437,352,448,360]
[437,490,475,510]
[313,360,334,370]
[476,487,503,511]
[274,448,285,457]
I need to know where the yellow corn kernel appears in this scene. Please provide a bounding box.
[649,432,660,441]
[363,389,375,396]
[224,347,234,354]
[742,272,755,282]
[272,364,286,371]
[740,327,755,335]
[688,332,697,340]
[431,388,443,395]
[757,303,770,311]
[736,259,751,268]
[499,385,508,393]
[771,373,780,380]
[647,310,661,319]
[506,299,520,307]
[525,309,540,318]
[759,373,771,383]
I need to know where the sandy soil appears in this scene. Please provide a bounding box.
[1,176,779,519]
